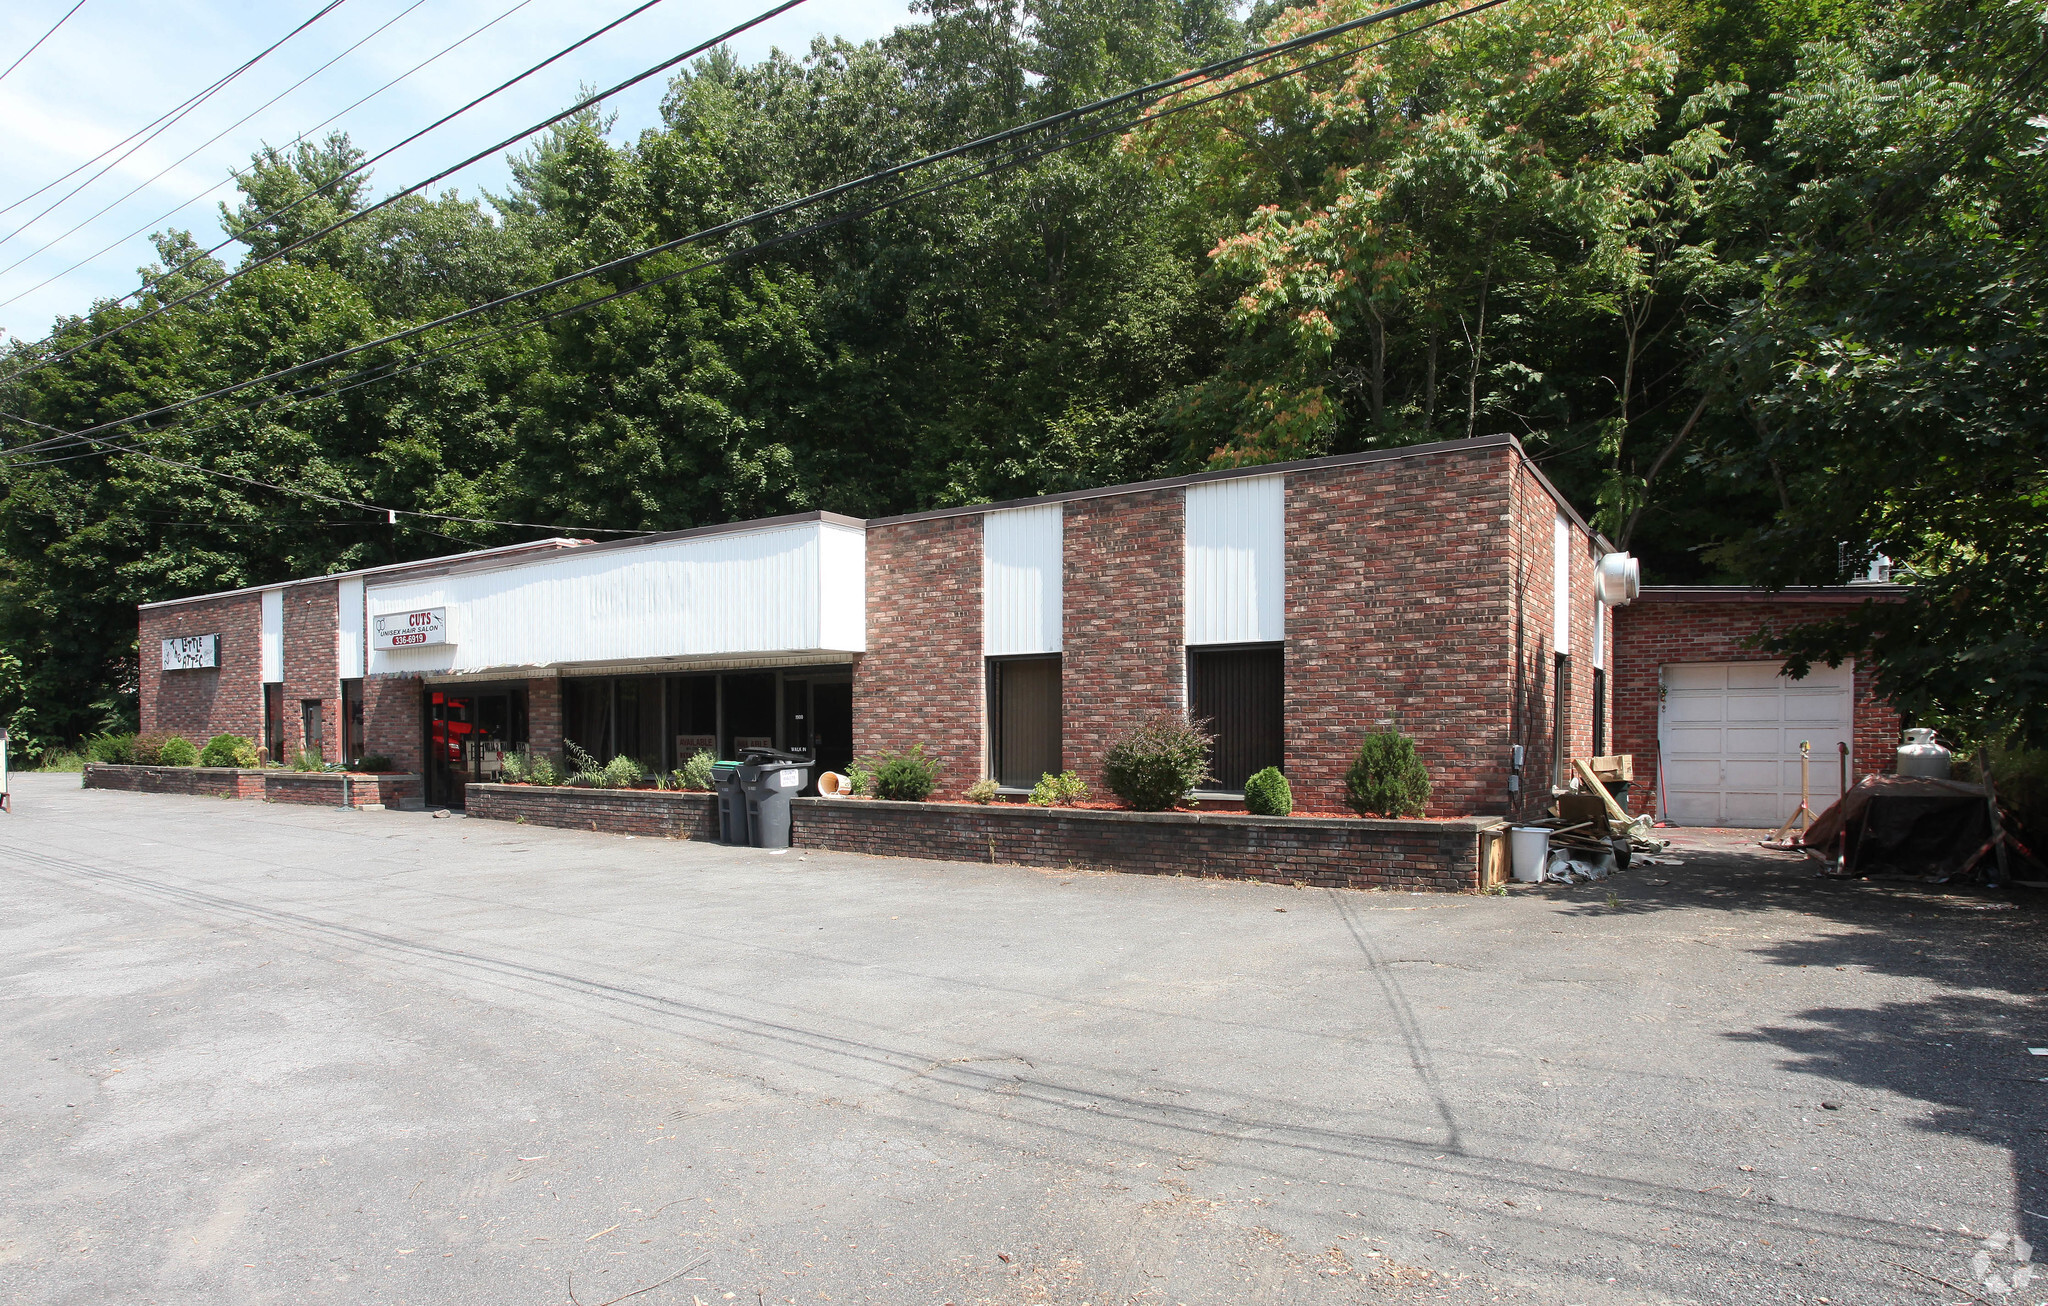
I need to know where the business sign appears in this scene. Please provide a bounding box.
[161,633,219,671]
[371,607,448,650]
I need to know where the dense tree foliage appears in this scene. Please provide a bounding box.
[1,0,2041,757]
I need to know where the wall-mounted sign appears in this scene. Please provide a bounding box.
[161,633,219,671]
[371,607,448,650]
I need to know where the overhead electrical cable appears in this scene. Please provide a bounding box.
[3,0,1461,398]
[0,0,91,84]
[0,0,354,250]
[0,0,1502,479]
[1,0,781,382]
[0,0,436,296]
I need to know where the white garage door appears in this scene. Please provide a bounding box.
[1658,661,1854,827]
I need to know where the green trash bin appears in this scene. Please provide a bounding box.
[711,760,746,844]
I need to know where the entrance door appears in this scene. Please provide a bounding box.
[425,688,527,808]
[1658,660,1854,826]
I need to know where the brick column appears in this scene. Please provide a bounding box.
[1063,489,1184,796]
[363,676,423,776]
[528,677,562,760]
[858,515,983,797]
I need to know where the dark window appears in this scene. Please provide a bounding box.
[989,656,1061,789]
[1188,644,1283,792]
[723,672,777,754]
[810,681,853,779]
[614,677,664,769]
[1552,653,1572,789]
[668,675,718,761]
[263,683,284,763]
[563,678,612,759]
[1592,666,1607,757]
[300,700,324,760]
[341,679,364,764]
[783,679,810,757]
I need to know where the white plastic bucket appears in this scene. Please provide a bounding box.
[817,771,852,798]
[1509,827,1551,883]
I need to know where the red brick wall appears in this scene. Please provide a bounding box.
[281,581,340,762]
[1285,446,1514,817]
[858,514,983,797]
[1611,599,1901,816]
[363,676,423,776]
[465,784,1492,892]
[137,592,264,745]
[1503,461,1604,819]
[1063,490,1184,795]
[529,677,562,759]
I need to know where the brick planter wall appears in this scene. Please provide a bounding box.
[83,764,421,809]
[465,784,1493,892]
[468,784,719,839]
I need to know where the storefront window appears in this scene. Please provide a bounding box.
[1188,644,1283,792]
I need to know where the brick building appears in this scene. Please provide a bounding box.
[135,433,1904,825]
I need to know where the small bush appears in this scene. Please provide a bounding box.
[1243,766,1293,816]
[1102,714,1213,811]
[290,747,325,772]
[353,753,394,773]
[843,759,874,797]
[199,734,260,768]
[1345,729,1431,818]
[85,732,138,765]
[964,777,999,804]
[35,749,85,772]
[566,740,645,789]
[132,732,180,765]
[502,747,561,787]
[677,749,716,792]
[155,735,200,767]
[1028,770,1088,807]
[863,745,939,802]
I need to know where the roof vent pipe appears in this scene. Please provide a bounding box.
[1597,552,1640,607]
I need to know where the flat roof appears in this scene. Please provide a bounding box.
[1636,584,1910,605]
[139,538,588,611]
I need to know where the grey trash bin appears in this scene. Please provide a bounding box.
[737,748,811,849]
[711,760,747,844]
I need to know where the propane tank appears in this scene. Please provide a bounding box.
[1894,728,1952,779]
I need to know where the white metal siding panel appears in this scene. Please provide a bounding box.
[259,588,283,682]
[337,577,365,679]
[365,524,850,676]
[1185,475,1283,645]
[1658,660,1854,827]
[818,522,868,652]
[983,504,1063,655]
[1552,511,1571,654]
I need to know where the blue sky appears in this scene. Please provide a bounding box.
[0,0,920,343]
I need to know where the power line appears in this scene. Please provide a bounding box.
[1,0,1503,479]
[2,0,548,317]
[0,0,436,298]
[0,0,354,251]
[0,0,1467,415]
[2,0,775,383]
[0,0,90,84]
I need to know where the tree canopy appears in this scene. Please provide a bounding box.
[2,0,2042,756]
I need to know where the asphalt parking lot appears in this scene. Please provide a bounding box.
[1,773,2043,1305]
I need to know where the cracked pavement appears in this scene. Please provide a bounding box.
[1,773,2043,1304]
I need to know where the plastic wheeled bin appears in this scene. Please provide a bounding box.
[711,760,747,844]
[736,748,811,849]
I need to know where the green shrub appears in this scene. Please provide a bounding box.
[1028,770,1088,807]
[964,777,999,804]
[199,734,260,768]
[1243,766,1293,816]
[132,732,179,765]
[566,739,645,789]
[864,745,939,802]
[1102,714,1213,811]
[843,759,875,796]
[85,732,138,765]
[352,753,394,773]
[502,747,561,787]
[1344,729,1431,817]
[1976,743,2048,840]
[34,749,85,772]
[290,747,325,772]
[677,749,716,792]
[156,735,200,767]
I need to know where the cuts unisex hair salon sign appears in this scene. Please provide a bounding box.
[161,634,219,670]
[372,608,448,649]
